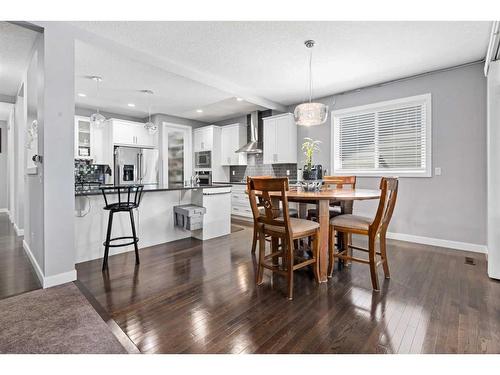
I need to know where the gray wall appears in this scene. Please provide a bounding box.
[289,63,487,246]
[0,121,7,209]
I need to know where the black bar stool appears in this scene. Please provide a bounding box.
[100,185,144,271]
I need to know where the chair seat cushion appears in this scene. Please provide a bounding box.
[264,217,319,236]
[330,214,372,231]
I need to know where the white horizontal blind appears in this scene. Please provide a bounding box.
[333,94,431,177]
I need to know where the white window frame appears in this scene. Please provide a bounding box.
[331,93,432,178]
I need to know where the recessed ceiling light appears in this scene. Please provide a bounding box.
[236,97,243,101]
[196,109,203,113]
[128,103,136,107]
[77,93,87,97]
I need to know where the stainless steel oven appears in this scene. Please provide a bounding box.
[195,151,212,169]
[196,171,212,186]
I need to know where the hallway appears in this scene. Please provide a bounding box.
[0,213,41,300]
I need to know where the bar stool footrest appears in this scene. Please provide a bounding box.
[103,236,139,248]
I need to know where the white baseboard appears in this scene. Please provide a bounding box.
[22,239,44,286]
[14,223,24,236]
[386,232,487,254]
[23,240,77,288]
[43,269,77,288]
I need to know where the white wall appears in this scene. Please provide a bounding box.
[0,120,7,209]
[290,63,487,249]
[487,60,500,279]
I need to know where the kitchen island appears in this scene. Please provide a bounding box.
[75,184,232,263]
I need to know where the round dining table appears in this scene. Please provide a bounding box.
[270,187,381,282]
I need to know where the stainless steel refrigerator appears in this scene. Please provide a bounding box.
[114,146,159,186]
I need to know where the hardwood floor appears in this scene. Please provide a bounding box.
[0,213,41,300]
[76,223,500,354]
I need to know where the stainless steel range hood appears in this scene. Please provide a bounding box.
[236,111,262,154]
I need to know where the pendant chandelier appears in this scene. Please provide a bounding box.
[89,76,106,129]
[294,40,328,126]
[142,90,157,134]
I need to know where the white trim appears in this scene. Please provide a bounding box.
[331,93,432,178]
[14,223,24,236]
[0,208,8,213]
[386,232,487,254]
[42,270,77,289]
[23,240,77,288]
[23,240,44,286]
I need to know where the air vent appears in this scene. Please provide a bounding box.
[465,257,476,266]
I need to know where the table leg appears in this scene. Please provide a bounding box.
[318,199,330,282]
[298,203,307,219]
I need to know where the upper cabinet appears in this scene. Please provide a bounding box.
[74,116,112,165]
[111,119,157,148]
[263,113,297,164]
[193,126,214,152]
[221,123,247,166]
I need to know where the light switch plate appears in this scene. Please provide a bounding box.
[232,170,235,176]
[435,167,442,176]
[286,170,290,176]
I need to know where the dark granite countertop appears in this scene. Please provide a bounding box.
[213,179,298,186]
[75,183,232,196]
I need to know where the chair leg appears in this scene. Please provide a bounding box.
[256,229,266,285]
[251,223,258,254]
[328,225,335,277]
[286,238,294,300]
[343,232,350,267]
[102,211,114,271]
[368,236,380,291]
[129,209,140,265]
[312,230,320,283]
[379,231,390,279]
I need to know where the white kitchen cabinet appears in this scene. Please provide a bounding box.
[221,123,247,166]
[230,184,253,219]
[193,126,213,152]
[263,113,297,164]
[112,119,157,148]
[74,116,112,165]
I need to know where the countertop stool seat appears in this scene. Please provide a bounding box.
[100,185,144,271]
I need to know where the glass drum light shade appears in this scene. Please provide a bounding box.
[294,102,329,126]
[144,121,158,134]
[90,112,106,128]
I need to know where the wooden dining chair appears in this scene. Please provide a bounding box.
[307,176,357,221]
[248,177,320,300]
[328,177,399,291]
[247,176,298,254]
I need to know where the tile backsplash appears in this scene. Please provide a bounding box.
[230,155,297,182]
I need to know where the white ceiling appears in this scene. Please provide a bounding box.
[0,102,13,121]
[0,22,39,97]
[75,40,266,122]
[69,21,492,108]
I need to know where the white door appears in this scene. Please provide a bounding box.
[162,123,192,185]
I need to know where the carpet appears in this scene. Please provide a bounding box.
[0,282,127,354]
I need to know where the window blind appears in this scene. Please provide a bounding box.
[332,94,431,177]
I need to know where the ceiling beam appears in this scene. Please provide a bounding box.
[32,21,287,112]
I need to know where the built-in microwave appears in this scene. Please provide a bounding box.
[195,151,212,169]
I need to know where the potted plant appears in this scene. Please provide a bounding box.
[301,137,321,180]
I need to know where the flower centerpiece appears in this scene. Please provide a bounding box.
[301,137,321,181]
